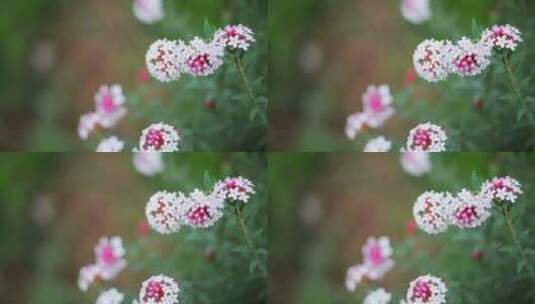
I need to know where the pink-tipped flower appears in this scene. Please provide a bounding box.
[182,189,225,229]
[78,264,101,292]
[145,191,185,234]
[146,39,185,82]
[94,236,127,280]
[133,0,164,25]
[481,176,522,203]
[449,37,492,77]
[94,84,127,128]
[214,24,255,51]
[345,263,370,292]
[364,288,392,304]
[406,275,447,304]
[77,112,100,140]
[406,123,447,152]
[133,152,164,176]
[361,236,395,280]
[214,176,255,203]
[364,136,392,152]
[400,152,432,176]
[401,0,432,24]
[413,191,453,234]
[481,24,522,51]
[362,84,395,128]
[182,37,224,76]
[96,288,124,304]
[450,189,492,229]
[96,136,125,152]
[138,122,180,152]
[413,39,452,82]
[345,112,370,140]
[138,275,180,304]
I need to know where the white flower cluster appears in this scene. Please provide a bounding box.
[406,275,447,304]
[364,288,392,304]
[364,136,392,152]
[146,24,255,82]
[405,122,447,152]
[96,136,125,152]
[96,288,124,304]
[137,122,181,152]
[137,274,180,304]
[145,176,255,233]
[413,24,522,82]
[413,176,523,234]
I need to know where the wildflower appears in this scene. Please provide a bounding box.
[133,152,164,176]
[413,191,452,234]
[413,39,452,82]
[405,123,447,152]
[362,85,395,128]
[214,176,255,203]
[406,275,447,304]
[362,236,395,280]
[94,236,127,280]
[364,288,392,304]
[481,24,522,51]
[78,264,100,292]
[133,0,164,25]
[138,275,180,304]
[182,37,224,76]
[481,176,522,203]
[401,0,431,24]
[345,112,369,140]
[364,136,392,152]
[94,85,127,128]
[450,189,492,229]
[182,189,225,229]
[449,37,492,77]
[145,39,185,82]
[96,136,125,152]
[77,112,100,140]
[400,152,432,176]
[138,122,180,152]
[145,191,185,234]
[214,24,255,51]
[345,263,369,292]
[96,288,124,304]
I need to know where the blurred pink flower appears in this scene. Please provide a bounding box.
[133,152,164,176]
[133,0,164,25]
[401,0,431,24]
[94,84,127,128]
[94,236,127,280]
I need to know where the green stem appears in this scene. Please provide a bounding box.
[234,206,260,266]
[502,54,533,122]
[501,204,533,274]
[233,54,256,105]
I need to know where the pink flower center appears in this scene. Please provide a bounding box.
[491,180,513,193]
[144,281,164,301]
[455,205,478,225]
[187,205,211,225]
[456,54,478,73]
[187,54,210,73]
[144,129,165,150]
[411,129,432,150]
[100,245,117,265]
[225,180,245,192]
[367,245,385,265]
[411,280,432,301]
[368,93,384,112]
[101,93,116,113]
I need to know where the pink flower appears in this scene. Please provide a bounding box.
[133,152,164,176]
[449,37,492,77]
[94,236,127,280]
[133,0,164,25]
[362,85,395,128]
[214,176,255,203]
[481,24,522,51]
[94,85,127,128]
[450,189,492,229]
[77,112,100,140]
[400,152,432,176]
[405,123,447,152]
[406,275,447,304]
[361,236,395,280]
[138,123,180,152]
[182,189,225,229]
[182,37,224,76]
[138,275,180,304]
[401,0,432,24]
[214,24,255,51]
[480,176,522,203]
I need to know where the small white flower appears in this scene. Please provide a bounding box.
[449,37,492,77]
[345,112,370,140]
[78,264,100,292]
[133,0,164,25]
[94,236,127,280]
[413,39,452,82]
[406,122,447,152]
[138,122,180,152]
[96,136,124,152]
[345,263,369,292]
[145,191,185,234]
[133,152,164,176]
[450,189,492,229]
[146,39,185,82]
[400,152,432,176]
[406,275,447,304]
[214,176,255,203]
[182,37,224,76]
[481,24,522,51]
[364,136,392,152]
[401,0,432,24]
[413,191,453,234]
[182,189,225,229]
[138,275,180,304]
[94,84,127,128]
[96,288,124,304]
[480,176,522,203]
[214,24,255,51]
[364,288,392,304]
[77,112,100,140]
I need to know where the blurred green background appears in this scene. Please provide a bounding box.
[0,0,267,151]
[0,152,267,303]
[268,153,535,303]
[268,0,528,151]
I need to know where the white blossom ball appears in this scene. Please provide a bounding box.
[406,123,447,152]
[406,275,447,304]
[146,39,185,82]
[145,191,185,234]
[138,122,180,152]
[413,191,452,234]
[413,39,452,82]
